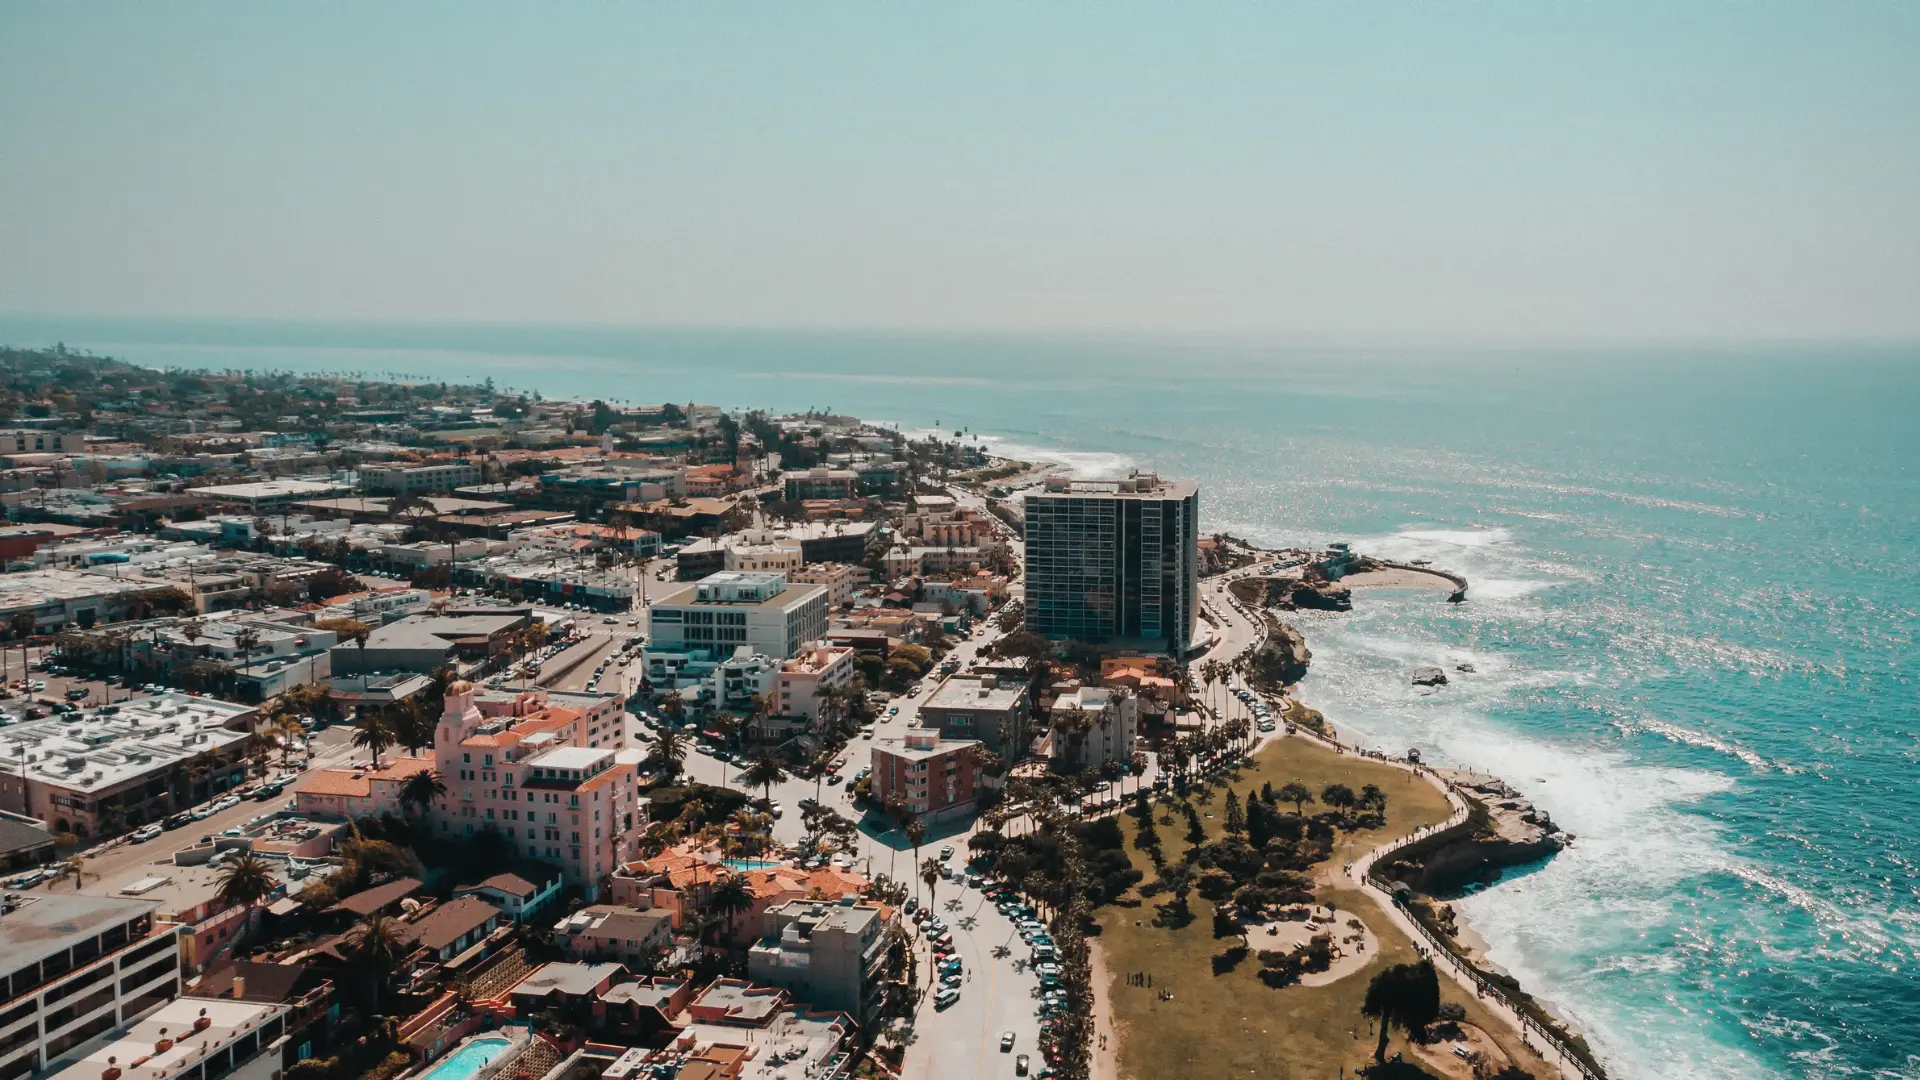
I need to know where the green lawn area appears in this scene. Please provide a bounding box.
[1093,736,1553,1080]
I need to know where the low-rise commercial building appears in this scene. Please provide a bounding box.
[0,695,257,840]
[646,573,828,671]
[188,479,348,514]
[292,756,435,821]
[0,570,185,633]
[327,609,531,676]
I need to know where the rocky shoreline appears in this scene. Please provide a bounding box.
[1378,770,1573,896]
[1213,540,1599,1076]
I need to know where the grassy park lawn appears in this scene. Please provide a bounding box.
[1093,736,1553,1080]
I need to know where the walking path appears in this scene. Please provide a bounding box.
[1191,566,1600,1080]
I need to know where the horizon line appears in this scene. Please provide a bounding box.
[2,310,1918,355]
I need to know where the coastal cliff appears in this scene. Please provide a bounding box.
[1375,772,1571,896]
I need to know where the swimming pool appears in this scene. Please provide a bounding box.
[723,858,782,871]
[420,1037,512,1080]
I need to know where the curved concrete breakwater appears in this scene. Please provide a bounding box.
[1216,541,1604,1079]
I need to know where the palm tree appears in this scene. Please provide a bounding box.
[1276,781,1315,817]
[920,856,942,912]
[8,612,38,684]
[905,816,927,892]
[63,854,89,890]
[706,873,753,944]
[349,913,407,1010]
[1361,960,1442,1063]
[810,751,833,804]
[389,696,435,755]
[216,854,276,908]
[400,769,447,818]
[740,750,788,810]
[351,712,396,769]
[232,626,262,676]
[645,728,689,784]
[659,689,686,728]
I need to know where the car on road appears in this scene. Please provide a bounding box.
[886,706,899,716]
[933,987,959,1009]
[131,824,163,842]
[1016,1055,1030,1076]
[63,687,89,700]
[5,869,47,889]
[1000,1033,1016,1053]
[938,845,953,860]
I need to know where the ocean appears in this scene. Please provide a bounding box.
[5,316,1917,1079]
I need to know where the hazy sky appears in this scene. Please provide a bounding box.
[3,4,1917,343]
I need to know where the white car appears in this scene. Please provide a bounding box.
[131,824,163,842]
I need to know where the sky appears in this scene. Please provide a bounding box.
[2,3,1917,344]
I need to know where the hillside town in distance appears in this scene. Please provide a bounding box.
[0,346,1268,1080]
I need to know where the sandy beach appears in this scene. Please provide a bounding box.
[1341,567,1460,590]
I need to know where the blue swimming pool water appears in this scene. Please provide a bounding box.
[724,858,782,871]
[421,1037,511,1080]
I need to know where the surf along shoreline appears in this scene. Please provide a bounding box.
[1202,537,1605,1079]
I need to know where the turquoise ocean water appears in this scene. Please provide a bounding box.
[4,317,1917,1079]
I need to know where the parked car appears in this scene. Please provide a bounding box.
[934,988,960,1009]
[131,824,163,843]
[1016,1055,1031,1076]
[1000,1032,1016,1053]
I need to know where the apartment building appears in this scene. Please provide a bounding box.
[781,468,858,502]
[1045,685,1141,771]
[0,695,257,840]
[47,995,307,1080]
[0,895,182,1080]
[431,683,643,897]
[916,673,1029,756]
[646,572,828,670]
[868,729,984,821]
[786,563,865,610]
[358,462,482,496]
[774,644,856,723]
[551,906,674,966]
[1022,474,1199,655]
[746,899,890,1027]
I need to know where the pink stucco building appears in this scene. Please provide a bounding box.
[429,681,643,898]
